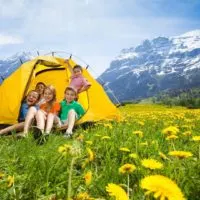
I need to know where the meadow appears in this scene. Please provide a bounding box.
[0,104,200,200]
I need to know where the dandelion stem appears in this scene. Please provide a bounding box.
[67,157,76,200]
[127,174,130,200]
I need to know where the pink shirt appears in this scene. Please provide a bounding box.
[70,74,91,92]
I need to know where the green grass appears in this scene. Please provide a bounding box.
[0,104,200,199]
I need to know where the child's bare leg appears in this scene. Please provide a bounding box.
[0,122,25,135]
[45,113,55,134]
[36,110,46,133]
[24,107,37,134]
[66,109,76,134]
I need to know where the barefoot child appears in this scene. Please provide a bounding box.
[33,85,60,135]
[0,90,40,135]
[65,59,91,94]
[59,86,85,137]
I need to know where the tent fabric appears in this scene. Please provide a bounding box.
[0,56,120,125]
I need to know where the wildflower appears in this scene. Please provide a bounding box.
[168,151,193,159]
[138,121,145,126]
[166,135,178,140]
[7,175,14,187]
[133,130,143,138]
[58,144,72,156]
[104,123,113,129]
[141,159,163,170]
[119,163,136,174]
[77,134,84,141]
[85,140,93,145]
[159,152,168,160]
[75,192,94,200]
[182,131,192,136]
[101,136,111,140]
[129,153,138,159]
[162,126,179,135]
[119,147,130,152]
[87,148,95,161]
[192,136,200,141]
[84,171,92,186]
[106,183,128,200]
[141,175,185,200]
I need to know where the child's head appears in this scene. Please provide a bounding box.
[35,82,46,95]
[26,90,40,106]
[64,86,77,103]
[44,85,56,103]
[73,65,83,76]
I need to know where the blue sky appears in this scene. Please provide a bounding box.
[0,0,200,76]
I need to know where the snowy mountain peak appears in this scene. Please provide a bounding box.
[178,29,200,38]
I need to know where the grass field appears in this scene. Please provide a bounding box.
[0,104,200,200]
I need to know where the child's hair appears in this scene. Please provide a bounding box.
[36,82,46,88]
[73,65,83,72]
[44,85,57,112]
[64,86,77,96]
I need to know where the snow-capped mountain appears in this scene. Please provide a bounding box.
[98,30,200,102]
[0,52,35,84]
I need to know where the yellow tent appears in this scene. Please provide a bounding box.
[0,55,120,125]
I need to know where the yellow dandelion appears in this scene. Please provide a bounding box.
[87,148,95,161]
[119,147,130,152]
[141,175,185,200]
[138,121,145,126]
[58,144,72,156]
[133,130,143,138]
[119,163,136,174]
[192,136,200,141]
[84,171,92,186]
[182,131,192,136]
[129,153,138,159]
[75,192,94,200]
[85,140,93,145]
[106,183,128,200]
[159,152,168,160]
[77,134,84,141]
[141,159,163,170]
[104,123,113,129]
[162,126,179,135]
[166,135,178,140]
[140,142,148,146]
[168,151,193,159]
[7,175,14,187]
[101,136,111,140]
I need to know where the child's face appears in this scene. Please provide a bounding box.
[26,91,39,106]
[44,88,54,102]
[65,90,76,103]
[36,83,45,95]
[73,68,82,77]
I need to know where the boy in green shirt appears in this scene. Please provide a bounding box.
[59,86,85,137]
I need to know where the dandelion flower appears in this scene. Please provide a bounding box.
[182,131,192,136]
[84,171,92,186]
[133,130,143,137]
[192,136,200,141]
[101,136,111,140]
[106,183,128,200]
[75,192,94,200]
[119,163,136,174]
[104,123,113,129]
[141,159,163,170]
[87,148,95,161]
[129,153,138,159]
[141,175,185,200]
[7,175,14,187]
[76,134,84,141]
[166,135,178,140]
[168,151,193,159]
[58,144,72,156]
[119,147,130,152]
[162,126,179,135]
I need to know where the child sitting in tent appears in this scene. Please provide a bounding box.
[35,82,46,105]
[58,86,85,137]
[0,90,40,135]
[65,59,91,94]
[30,85,60,137]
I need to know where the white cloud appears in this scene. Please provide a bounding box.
[0,34,23,45]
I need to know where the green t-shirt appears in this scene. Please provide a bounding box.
[59,100,85,121]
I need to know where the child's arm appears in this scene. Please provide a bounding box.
[78,78,91,93]
[65,59,74,75]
